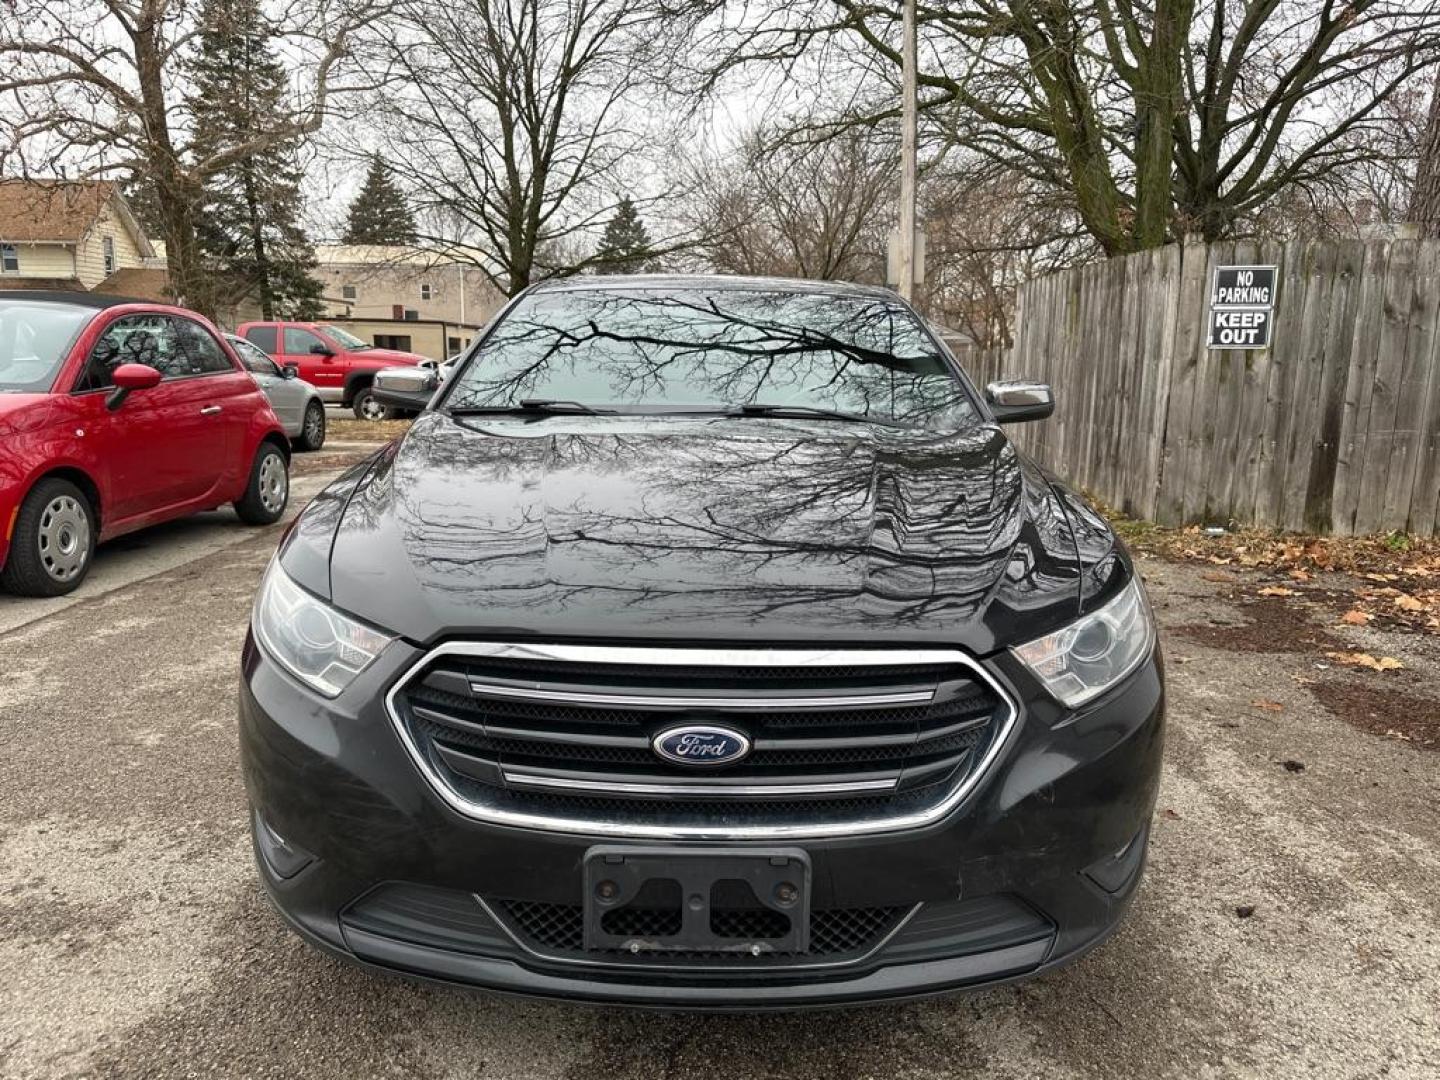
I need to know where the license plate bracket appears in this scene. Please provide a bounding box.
[582,846,811,955]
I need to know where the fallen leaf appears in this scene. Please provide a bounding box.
[1201,572,1234,583]
[1340,609,1372,625]
[1394,593,1425,612]
[1250,699,1285,712]
[1162,808,1182,820]
[1289,569,1312,582]
[1282,759,1306,773]
[1384,729,1414,742]
[1259,586,1297,597]
[1365,572,1400,583]
[1235,904,1256,919]
[1325,651,1404,671]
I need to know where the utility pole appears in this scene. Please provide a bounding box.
[897,0,918,302]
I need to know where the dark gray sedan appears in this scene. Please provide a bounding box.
[226,333,326,451]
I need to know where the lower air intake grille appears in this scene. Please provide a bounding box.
[496,900,906,961]
[340,884,1056,975]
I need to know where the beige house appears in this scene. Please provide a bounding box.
[314,244,504,323]
[0,180,154,290]
[313,244,504,355]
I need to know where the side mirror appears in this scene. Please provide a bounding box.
[986,380,1054,424]
[106,363,162,411]
[372,365,439,410]
[280,364,298,380]
[309,343,334,356]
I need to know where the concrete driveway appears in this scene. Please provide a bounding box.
[1,453,1437,1079]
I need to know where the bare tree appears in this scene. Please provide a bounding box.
[0,0,389,316]
[357,0,683,296]
[686,1,1440,255]
[1249,78,1427,240]
[922,161,1094,348]
[678,126,892,281]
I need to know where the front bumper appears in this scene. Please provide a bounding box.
[239,634,1164,1009]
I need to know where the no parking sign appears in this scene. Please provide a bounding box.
[1208,265,1277,349]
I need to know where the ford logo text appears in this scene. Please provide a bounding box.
[652,725,752,767]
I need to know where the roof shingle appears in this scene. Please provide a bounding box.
[92,266,171,301]
[0,179,116,244]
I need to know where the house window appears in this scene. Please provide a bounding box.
[342,284,357,300]
[0,244,17,273]
[374,334,413,352]
[102,235,116,275]
[420,282,432,301]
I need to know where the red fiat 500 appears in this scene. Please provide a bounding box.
[0,291,291,596]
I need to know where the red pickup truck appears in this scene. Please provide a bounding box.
[236,321,429,420]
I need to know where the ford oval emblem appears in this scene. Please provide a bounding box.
[652,725,752,767]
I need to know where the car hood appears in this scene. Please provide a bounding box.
[284,412,1117,652]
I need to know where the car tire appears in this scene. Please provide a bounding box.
[295,401,326,452]
[0,477,97,597]
[233,442,290,525]
[352,387,394,422]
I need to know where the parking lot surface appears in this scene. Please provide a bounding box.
[2,452,1437,1080]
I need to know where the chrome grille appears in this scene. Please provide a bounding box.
[386,644,1017,838]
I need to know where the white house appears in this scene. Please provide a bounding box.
[0,179,154,290]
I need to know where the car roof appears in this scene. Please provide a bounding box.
[0,289,156,309]
[527,274,901,302]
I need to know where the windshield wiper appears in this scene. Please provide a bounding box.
[448,399,612,416]
[733,403,903,427]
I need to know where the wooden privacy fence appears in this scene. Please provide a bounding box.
[964,237,1440,537]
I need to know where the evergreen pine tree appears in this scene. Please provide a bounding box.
[187,0,323,319]
[594,198,653,274]
[342,155,418,245]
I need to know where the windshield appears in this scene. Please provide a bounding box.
[443,288,979,428]
[319,325,371,350]
[0,301,92,392]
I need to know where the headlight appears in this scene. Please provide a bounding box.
[1012,577,1154,707]
[252,561,393,697]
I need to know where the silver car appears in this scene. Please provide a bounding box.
[225,333,326,452]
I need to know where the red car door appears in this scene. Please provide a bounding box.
[281,325,344,397]
[67,313,231,519]
[68,312,178,522]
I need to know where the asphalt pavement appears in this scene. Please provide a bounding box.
[1,453,1437,1080]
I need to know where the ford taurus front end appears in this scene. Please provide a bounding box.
[239,276,1164,1008]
